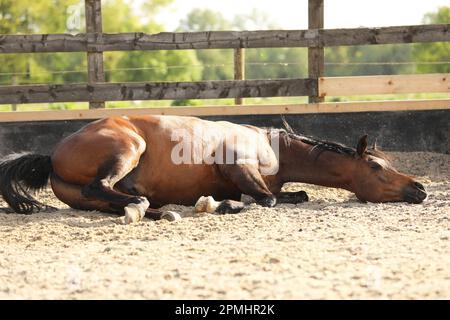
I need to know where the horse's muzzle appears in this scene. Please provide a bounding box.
[403,182,427,204]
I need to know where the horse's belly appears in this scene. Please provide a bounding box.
[132,161,239,206]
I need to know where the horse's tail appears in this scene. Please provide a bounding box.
[0,153,53,214]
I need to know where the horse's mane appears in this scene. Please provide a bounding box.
[267,127,391,163]
[286,131,356,156]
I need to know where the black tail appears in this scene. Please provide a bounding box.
[0,153,53,214]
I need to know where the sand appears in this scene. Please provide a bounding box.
[0,152,449,299]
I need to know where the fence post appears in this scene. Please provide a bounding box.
[308,0,324,103]
[85,0,105,109]
[234,48,245,105]
[11,75,17,111]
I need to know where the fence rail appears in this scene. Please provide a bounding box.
[0,0,448,115]
[0,99,448,123]
[0,74,448,105]
[318,74,449,97]
[0,24,448,54]
[0,79,315,104]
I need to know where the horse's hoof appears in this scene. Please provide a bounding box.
[288,191,309,203]
[195,196,219,213]
[43,205,58,212]
[205,197,220,213]
[297,191,309,203]
[161,211,182,222]
[215,200,245,214]
[124,203,146,224]
[195,196,208,212]
[258,195,277,208]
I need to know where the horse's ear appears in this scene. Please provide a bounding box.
[356,134,368,156]
[280,115,296,134]
[372,138,378,150]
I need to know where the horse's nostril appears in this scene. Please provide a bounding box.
[404,182,427,203]
[414,182,425,191]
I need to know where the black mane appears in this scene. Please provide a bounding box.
[268,128,390,162]
[287,131,356,156]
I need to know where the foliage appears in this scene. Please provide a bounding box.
[0,0,69,84]
[178,10,233,80]
[178,9,307,80]
[412,6,450,73]
[325,44,414,76]
[0,0,200,86]
[0,2,447,109]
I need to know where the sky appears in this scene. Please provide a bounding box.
[139,0,449,31]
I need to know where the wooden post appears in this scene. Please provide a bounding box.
[308,0,324,103]
[85,0,105,109]
[11,75,17,111]
[234,48,245,105]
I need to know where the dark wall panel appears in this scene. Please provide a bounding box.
[0,110,448,156]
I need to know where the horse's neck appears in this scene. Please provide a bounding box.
[277,137,355,191]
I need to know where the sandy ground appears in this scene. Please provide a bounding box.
[0,152,449,299]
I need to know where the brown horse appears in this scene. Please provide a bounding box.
[0,115,427,223]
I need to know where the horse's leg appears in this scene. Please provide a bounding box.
[79,152,167,223]
[51,174,166,221]
[66,148,165,222]
[51,118,182,223]
[275,191,309,204]
[212,164,276,214]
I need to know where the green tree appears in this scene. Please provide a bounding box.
[0,0,82,85]
[178,9,231,32]
[236,9,307,79]
[0,0,31,85]
[178,10,233,80]
[231,9,278,30]
[178,9,307,80]
[325,44,414,76]
[102,0,201,83]
[0,0,200,86]
[413,6,450,73]
[245,48,307,79]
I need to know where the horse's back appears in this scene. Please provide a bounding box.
[126,115,277,205]
[50,115,276,206]
[128,116,240,204]
[51,116,146,185]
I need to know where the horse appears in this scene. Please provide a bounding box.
[0,115,427,223]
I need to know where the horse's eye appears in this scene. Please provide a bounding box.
[369,162,382,170]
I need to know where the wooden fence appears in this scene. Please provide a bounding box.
[0,0,449,122]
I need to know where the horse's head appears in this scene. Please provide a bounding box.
[351,135,427,204]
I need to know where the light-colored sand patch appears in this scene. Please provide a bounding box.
[0,152,449,299]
